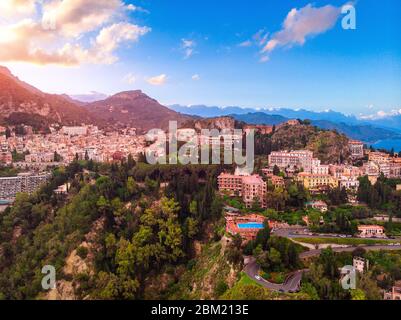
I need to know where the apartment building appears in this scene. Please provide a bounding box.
[369,151,390,163]
[297,172,338,191]
[312,164,330,175]
[242,175,267,208]
[62,126,88,136]
[353,257,369,273]
[268,150,314,173]
[339,176,360,190]
[217,173,244,196]
[218,173,267,208]
[348,140,364,158]
[329,165,362,179]
[0,172,51,200]
[384,281,401,300]
[25,152,54,163]
[270,175,285,188]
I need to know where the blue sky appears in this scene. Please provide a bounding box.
[2,0,401,117]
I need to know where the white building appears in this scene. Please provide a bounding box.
[62,126,88,136]
[353,257,369,273]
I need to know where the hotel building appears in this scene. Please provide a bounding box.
[268,150,314,173]
[218,173,267,208]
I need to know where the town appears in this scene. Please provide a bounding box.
[1,119,401,300]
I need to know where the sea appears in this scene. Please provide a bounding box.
[372,139,401,153]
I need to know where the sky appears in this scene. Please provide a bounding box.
[0,0,400,117]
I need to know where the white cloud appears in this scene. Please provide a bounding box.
[259,56,270,63]
[126,4,149,13]
[147,74,167,86]
[238,29,269,48]
[261,4,341,57]
[0,0,150,66]
[93,22,150,64]
[181,38,196,59]
[0,0,36,20]
[123,73,136,84]
[238,40,252,47]
[192,74,200,81]
[359,109,401,120]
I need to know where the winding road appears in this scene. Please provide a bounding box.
[244,256,305,293]
[243,237,401,293]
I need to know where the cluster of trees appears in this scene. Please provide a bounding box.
[265,182,309,212]
[0,155,227,299]
[243,223,303,273]
[358,175,401,217]
[302,248,385,300]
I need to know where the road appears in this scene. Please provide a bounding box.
[273,226,401,242]
[299,244,401,259]
[243,233,401,293]
[243,256,305,293]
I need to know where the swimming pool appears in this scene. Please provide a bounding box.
[237,222,264,229]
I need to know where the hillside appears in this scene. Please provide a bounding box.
[231,112,400,144]
[0,66,96,129]
[270,123,351,163]
[85,90,192,133]
[230,113,289,126]
[180,116,240,132]
[311,120,401,144]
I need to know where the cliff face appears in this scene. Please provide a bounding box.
[182,116,239,132]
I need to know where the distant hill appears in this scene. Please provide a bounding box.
[169,104,359,124]
[68,92,109,104]
[0,66,96,129]
[310,120,401,144]
[229,112,289,126]
[85,90,192,133]
[226,112,401,144]
[271,123,351,164]
[181,116,240,132]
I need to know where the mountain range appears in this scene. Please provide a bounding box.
[84,90,190,132]
[169,105,401,144]
[0,66,189,133]
[0,66,95,129]
[1,65,400,146]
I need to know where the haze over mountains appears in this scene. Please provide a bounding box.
[0,65,400,146]
[0,66,190,133]
[169,104,401,144]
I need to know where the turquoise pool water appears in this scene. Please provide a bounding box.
[237,223,264,229]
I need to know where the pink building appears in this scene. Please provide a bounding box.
[242,175,267,208]
[218,173,267,208]
[384,281,401,300]
[217,173,243,196]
